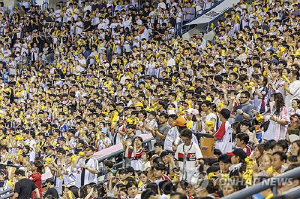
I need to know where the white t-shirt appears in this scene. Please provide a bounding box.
[175,142,202,180]
[175,142,202,169]
[201,112,217,133]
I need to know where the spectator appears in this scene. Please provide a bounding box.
[44,178,59,199]
[236,133,253,156]
[212,109,233,153]
[0,0,299,197]
[175,129,203,182]
[230,91,254,122]
[12,169,40,199]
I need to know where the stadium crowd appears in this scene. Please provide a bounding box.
[0,0,299,198]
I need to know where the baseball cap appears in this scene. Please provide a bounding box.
[85,145,95,152]
[135,102,144,107]
[168,110,176,115]
[107,169,116,174]
[186,108,199,115]
[172,117,186,127]
[217,109,231,119]
[227,148,247,161]
[126,166,135,173]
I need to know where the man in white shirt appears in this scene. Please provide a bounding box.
[76,145,98,187]
[97,18,108,30]
[158,0,167,10]
[175,129,203,182]
[54,5,62,23]
[83,1,92,12]
[75,17,84,35]
[166,52,175,67]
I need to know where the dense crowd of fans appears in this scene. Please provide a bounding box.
[0,0,299,198]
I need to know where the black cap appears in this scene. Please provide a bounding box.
[85,145,95,152]
[126,166,135,173]
[227,148,247,161]
[218,108,231,119]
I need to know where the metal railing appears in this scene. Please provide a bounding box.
[96,136,155,168]
[0,136,154,198]
[279,185,300,198]
[223,166,300,199]
[0,188,13,199]
[175,0,224,36]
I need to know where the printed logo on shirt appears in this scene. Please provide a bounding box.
[177,153,197,161]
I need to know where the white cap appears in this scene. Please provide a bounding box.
[187,108,199,115]
[289,134,299,143]
[168,110,176,115]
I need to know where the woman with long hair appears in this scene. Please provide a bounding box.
[125,136,144,171]
[269,93,290,141]
[264,93,290,141]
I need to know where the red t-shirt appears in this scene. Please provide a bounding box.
[30,173,42,199]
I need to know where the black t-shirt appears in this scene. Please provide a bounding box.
[44,187,59,199]
[14,178,37,199]
[84,21,91,31]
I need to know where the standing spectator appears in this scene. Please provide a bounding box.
[28,161,43,199]
[76,145,99,187]
[175,129,202,182]
[183,2,195,24]
[127,136,144,171]
[267,93,290,141]
[211,109,233,154]
[12,169,40,199]
[153,113,170,144]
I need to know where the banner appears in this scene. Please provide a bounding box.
[185,0,240,26]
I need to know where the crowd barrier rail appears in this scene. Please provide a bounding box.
[94,133,155,168]
[223,166,300,199]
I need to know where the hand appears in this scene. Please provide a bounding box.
[283,82,288,90]
[221,86,228,94]
[81,163,87,169]
[229,92,235,100]
[195,114,201,122]
[201,111,206,118]
[126,139,132,146]
[204,124,210,133]
[237,109,243,115]
[270,115,276,121]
